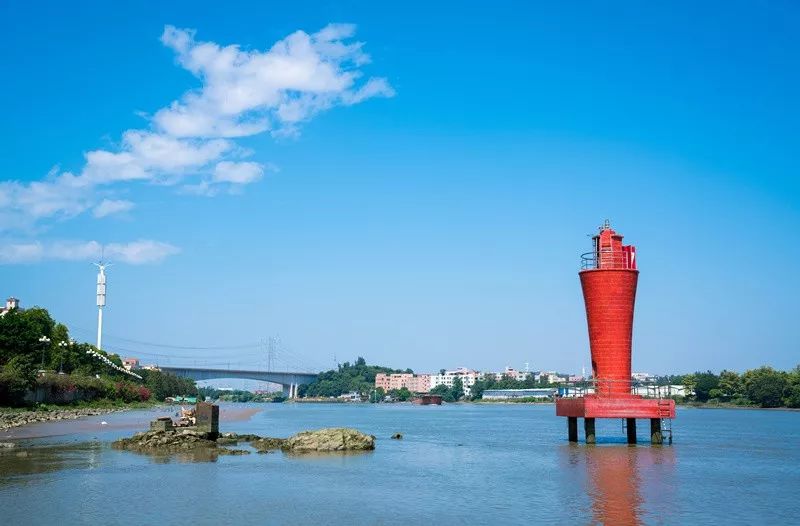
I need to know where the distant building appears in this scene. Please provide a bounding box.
[429,368,478,397]
[375,373,431,393]
[500,367,531,382]
[632,372,656,383]
[483,388,556,400]
[536,371,567,384]
[122,358,140,371]
[0,297,20,316]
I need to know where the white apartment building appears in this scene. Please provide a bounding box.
[477,367,531,383]
[429,367,478,397]
[500,367,531,382]
[535,371,567,384]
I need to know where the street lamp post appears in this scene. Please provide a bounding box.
[38,336,51,370]
[57,340,73,374]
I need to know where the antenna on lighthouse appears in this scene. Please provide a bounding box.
[94,254,111,351]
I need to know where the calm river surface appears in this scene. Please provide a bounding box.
[1,403,799,525]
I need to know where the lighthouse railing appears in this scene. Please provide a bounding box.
[580,249,635,270]
[556,378,678,399]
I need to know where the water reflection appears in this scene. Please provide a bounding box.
[562,445,676,525]
[0,442,104,486]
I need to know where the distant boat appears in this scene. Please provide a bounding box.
[412,395,442,406]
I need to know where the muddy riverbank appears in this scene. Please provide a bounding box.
[0,407,127,431]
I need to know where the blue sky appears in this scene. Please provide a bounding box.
[1,1,798,376]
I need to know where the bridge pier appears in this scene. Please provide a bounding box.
[282,383,299,399]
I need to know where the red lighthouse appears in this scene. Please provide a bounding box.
[556,221,675,444]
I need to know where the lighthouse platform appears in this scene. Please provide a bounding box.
[556,396,675,420]
[556,389,675,445]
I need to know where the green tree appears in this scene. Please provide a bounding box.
[450,377,464,402]
[691,371,719,402]
[713,370,742,401]
[682,373,696,398]
[0,355,37,405]
[388,387,413,401]
[784,366,800,408]
[0,307,56,366]
[430,384,455,402]
[301,358,411,398]
[743,366,787,408]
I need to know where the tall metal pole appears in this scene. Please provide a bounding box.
[96,263,107,350]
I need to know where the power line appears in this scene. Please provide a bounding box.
[66,324,261,350]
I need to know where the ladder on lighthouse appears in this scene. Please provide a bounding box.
[658,399,673,445]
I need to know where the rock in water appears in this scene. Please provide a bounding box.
[391,433,403,440]
[251,437,286,452]
[112,429,219,453]
[283,428,375,452]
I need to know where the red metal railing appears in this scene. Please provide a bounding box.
[580,247,636,271]
[557,378,679,399]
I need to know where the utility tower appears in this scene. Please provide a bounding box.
[267,336,278,371]
[94,261,108,350]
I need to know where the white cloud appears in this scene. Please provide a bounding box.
[103,240,180,264]
[0,23,392,244]
[212,161,264,184]
[93,199,134,218]
[0,239,179,264]
[155,24,394,138]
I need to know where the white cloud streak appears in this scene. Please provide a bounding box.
[93,199,134,218]
[0,240,180,265]
[0,23,392,231]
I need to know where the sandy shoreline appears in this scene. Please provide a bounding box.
[0,407,128,431]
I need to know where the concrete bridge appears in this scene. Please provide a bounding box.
[159,367,319,398]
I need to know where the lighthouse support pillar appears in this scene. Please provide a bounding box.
[584,418,596,444]
[650,418,663,445]
[626,418,637,444]
[567,417,578,442]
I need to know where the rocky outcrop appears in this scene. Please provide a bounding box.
[215,432,286,452]
[282,428,375,452]
[0,407,121,430]
[112,427,375,457]
[112,429,248,455]
[251,437,287,452]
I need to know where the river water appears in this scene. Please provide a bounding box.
[1,403,798,525]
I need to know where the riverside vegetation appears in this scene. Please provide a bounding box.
[0,305,198,416]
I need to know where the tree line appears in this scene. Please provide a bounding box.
[682,366,800,408]
[0,305,196,407]
[298,357,412,398]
